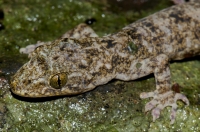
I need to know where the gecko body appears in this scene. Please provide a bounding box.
[11,2,200,124]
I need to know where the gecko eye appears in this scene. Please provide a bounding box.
[49,73,68,89]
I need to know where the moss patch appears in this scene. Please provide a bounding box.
[0,0,199,131]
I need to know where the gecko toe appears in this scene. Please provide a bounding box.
[140,91,155,99]
[152,107,161,122]
[175,93,189,106]
[170,107,177,124]
[145,100,156,111]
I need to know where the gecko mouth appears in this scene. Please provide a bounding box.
[10,78,78,97]
[10,79,44,97]
[10,81,40,97]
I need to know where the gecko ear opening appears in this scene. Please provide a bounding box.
[49,72,68,89]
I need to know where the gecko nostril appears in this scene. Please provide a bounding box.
[28,80,31,84]
[22,80,31,85]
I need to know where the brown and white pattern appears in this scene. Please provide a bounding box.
[11,1,200,124]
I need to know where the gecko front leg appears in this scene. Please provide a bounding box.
[140,54,189,124]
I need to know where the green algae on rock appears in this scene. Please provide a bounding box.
[0,0,199,131]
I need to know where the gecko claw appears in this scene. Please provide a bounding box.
[140,91,156,99]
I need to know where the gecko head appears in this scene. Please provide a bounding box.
[11,38,113,97]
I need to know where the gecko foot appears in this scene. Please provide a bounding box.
[140,90,189,124]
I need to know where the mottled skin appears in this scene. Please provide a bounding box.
[11,2,200,124]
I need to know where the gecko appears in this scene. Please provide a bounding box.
[11,1,200,124]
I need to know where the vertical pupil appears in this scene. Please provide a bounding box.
[57,75,61,88]
[50,72,67,89]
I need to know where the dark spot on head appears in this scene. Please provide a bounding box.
[178,37,183,44]
[66,84,83,92]
[53,56,59,60]
[79,64,87,69]
[126,29,142,41]
[112,56,121,66]
[28,80,31,84]
[144,22,152,27]
[85,48,99,56]
[101,40,115,48]
[170,14,183,23]
[22,79,31,85]
[36,56,48,70]
[149,26,156,32]
[60,45,65,51]
[37,56,46,64]
[29,59,34,65]
[59,38,69,51]
[169,11,191,23]
[62,38,68,42]
[91,72,101,76]
[152,37,157,41]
